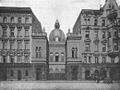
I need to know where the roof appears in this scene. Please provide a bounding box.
[0,7,32,13]
[81,9,102,15]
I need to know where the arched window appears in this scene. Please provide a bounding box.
[61,52,64,62]
[72,48,77,58]
[50,52,53,62]
[36,47,41,58]
[102,19,105,26]
[11,17,14,23]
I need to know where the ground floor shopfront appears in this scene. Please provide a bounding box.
[0,63,120,81]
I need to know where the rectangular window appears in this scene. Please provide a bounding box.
[95,31,98,38]
[102,45,106,52]
[114,40,118,50]
[11,17,14,23]
[95,57,99,63]
[2,41,7,49]
[17,56,22,63]
[24,41,29,49]
[55,55,59,62]
[50,53,53,62]
[84,56,87,63]
[3,17,7,23]
[24,26,29,37]
[85,31,90,39]
[88,56,91,63]
[24,56,29,63]
[17,41,22,49]
[102,31,106,39]
[10,41,14,49]
[61,53,64,62]
[85,43,90,51]
[3,28,7,37]
[102,20,105,26]
[3,56,6,63]
[94,19,98,26]
[102,57,106,63]
[25,17,29,23]
[18,17,22,23]
[72,48,77,58]
[10,56,14,63]
[36,47,41,58]
[10,29,14,37]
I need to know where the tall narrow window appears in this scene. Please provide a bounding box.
[84,56,87,63]
[2,41,7,49]
[102,19,105,26]
[102,45,106,52]
[88,56,91,63]
[10,41,14,49]
[72,48,77,58]
[3,17,7,23]
[94,19,98,26]
[17,41,22,49]
[61,52,64,62]
[10,27,15,37]
[10,56,14,63]
[95,57,99,63]
[24,56,29,63]
[85,43,90,51]
[95,31,98,38]
[24,41,29,49]
[55,52,59,62]
[85,31,90,39]
[102,57,106,63]
[3,56,6,63]
[17,26,22,37]
[24,26,29,37]
[114,40,118,50]
[18,17,22,23]
[2,26,7,37]
[25,17,29,23]
[17,56,22,63]
[50,52,53,62]
[102,31,106,39]
[36,47,41,58]
[11,17,14,23]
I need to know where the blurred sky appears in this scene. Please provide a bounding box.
[0,0,120,36]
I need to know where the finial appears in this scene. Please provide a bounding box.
[54,19,60,29]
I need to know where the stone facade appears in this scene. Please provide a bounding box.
[0,0,120,81]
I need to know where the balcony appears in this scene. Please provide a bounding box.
[16,49,23,55]
[9,49,16,56]
[1,49,8,56]
[108,50,119,58]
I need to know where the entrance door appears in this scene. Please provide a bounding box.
[71,68,78,80]
[18,70,21,80]
[36,68,42,80]
[85,70,90,80]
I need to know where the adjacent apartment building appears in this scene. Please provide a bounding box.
[0,0,120,81]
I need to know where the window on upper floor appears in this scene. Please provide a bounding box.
[24,55,29,63]
[95,56,99,64]
[102,45,106,52]
[17,26,22,37]
[10,41,15,49]
[25,17,29,23]
[84,56,87,63]
[10,56,15,63]
[18,17,22,23]
[55,52,59,62]
[85,31,90,39]
[114,30,118,37]
[2,41,7,49]
[50,52,53,62]
[72,48,77,58]
[10,28,15,37]
[102,57,106,63]
[3,56,6,63]
[17,56,22,63]
[24,41,30,49]
[36,47,41,58]
[108,32,111,38]
[102,19,105,26]
[94,19,98,26]
[11,17,14,23]
[2,27,7,37]
[102,31,106,39]
[85,43,90,51]
[24,26,30,37]
[113,40,118,50]
[61,52,64,62]
[3,17,7,23]
[88,56,91,63]
[17,41,22,49]
[95,31,98,38]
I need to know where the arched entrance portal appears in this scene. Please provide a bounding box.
[94,70,99,80]
[18,70,21,80]
[36,68,42,80]
[71,67,78,80]
[85,70,90,80]
[100,69,107,80]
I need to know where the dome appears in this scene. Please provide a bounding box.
[49,20,65,42]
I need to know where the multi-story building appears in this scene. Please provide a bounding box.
[0,7,48,81]
[0,0,120,81]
